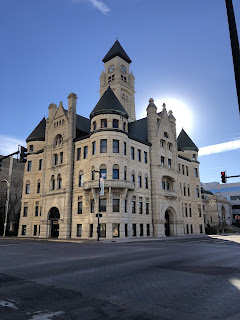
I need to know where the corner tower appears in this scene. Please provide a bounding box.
[100,40,136,122]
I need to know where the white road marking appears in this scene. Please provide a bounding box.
[0,300,18,309]
[29,311,65,320]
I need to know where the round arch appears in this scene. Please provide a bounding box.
[48,207,60,220]
[164,206,177,236]
[48,207,60,238]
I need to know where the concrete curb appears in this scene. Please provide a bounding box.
[0,234,210,244]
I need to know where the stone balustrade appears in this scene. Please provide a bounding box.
[83,179,135,190]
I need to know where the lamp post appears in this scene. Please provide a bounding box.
[2,156,13,238]
[94,170,101,241]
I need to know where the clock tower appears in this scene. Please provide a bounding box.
[100,40,136,122]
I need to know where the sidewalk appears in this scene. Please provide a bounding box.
[0,234,210,244]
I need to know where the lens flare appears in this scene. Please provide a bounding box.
[140,98,194,136]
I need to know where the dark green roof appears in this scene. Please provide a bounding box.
[76,114,90,138]
[128,117,150,146]
[26,118,46,142]
[26,115,90,143]
[90,86,128,119]
[177,129,198,152]
[102,40,132,64]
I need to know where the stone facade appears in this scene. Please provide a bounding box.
[201,189,232,229]
[18,40,205,239]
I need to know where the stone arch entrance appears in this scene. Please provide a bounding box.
[164,208,175,236]
[48,207,60,238]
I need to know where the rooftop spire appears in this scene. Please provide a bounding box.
[102,39,132,64]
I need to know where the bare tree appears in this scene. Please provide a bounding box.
[0,178,23,235]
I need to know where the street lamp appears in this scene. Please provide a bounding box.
[2,179,10,238]
[93,170,103,241]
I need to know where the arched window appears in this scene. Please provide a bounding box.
[53,154,58,165]
[162,176,174,192]
[131,170,135,183]
[37,180,41,193]
[138,172,142,188]
[100,164,107,179]
[183,183,186,196]
[91,166,95,180]
[145,174,148,189]
[51,175,55,190]
[57,174,62,189]
[124,167,127,181]
[79,171,84,187]
[54,134,63,148]
[25,181,30,194]
[196,185,200,198]
[113,164,119,180]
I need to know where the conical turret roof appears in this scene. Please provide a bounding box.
[177,129,198,152]
[102,40,132,64]
[26,117,46,142]
[90,86,128,119]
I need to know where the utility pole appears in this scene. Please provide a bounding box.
[3,156,13,237]
[225,0,240,113]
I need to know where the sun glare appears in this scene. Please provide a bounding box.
[140,98,194,136]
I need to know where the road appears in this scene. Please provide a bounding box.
[0,235,240,320]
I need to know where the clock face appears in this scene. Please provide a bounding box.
[121,65,126,74]
[108,65,114,74]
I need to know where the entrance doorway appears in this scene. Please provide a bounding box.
[49,207,60,238]
[51,220,59,238]
[165,210,170,236]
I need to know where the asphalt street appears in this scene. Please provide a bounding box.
[0,235,240,320]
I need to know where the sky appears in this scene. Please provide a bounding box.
[0,0,240,184]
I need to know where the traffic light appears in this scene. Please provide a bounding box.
[19,146,27,163]
[221,171,227,183]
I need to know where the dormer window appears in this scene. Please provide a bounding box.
[101,119,107,128]
[113,119,119,128]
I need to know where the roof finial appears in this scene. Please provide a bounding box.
[162,103,166,109]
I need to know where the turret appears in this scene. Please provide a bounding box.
[68,93,77,139]
[147,98,157,144]
[48,103,57,120]
[100,71,106,87]
[129,71,135,89]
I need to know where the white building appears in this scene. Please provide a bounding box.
[18,40,204,239]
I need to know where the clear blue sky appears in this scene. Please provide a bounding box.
[1,0,240,184]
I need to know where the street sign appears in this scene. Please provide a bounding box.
[96,214,102,218]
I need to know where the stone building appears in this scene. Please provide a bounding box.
[202,181,239,226]
[201,188,232,230]
[18,40,204,239]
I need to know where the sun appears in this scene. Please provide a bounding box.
[140,97,194,136]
